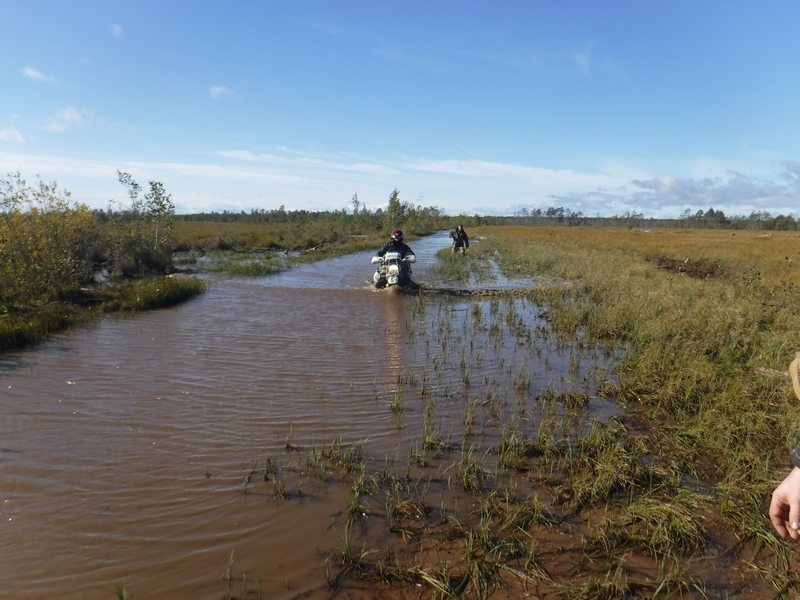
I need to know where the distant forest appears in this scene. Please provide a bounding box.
[507,206,799,231]
[151,204,800,231]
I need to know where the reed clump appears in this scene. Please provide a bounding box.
[588,489,711,556]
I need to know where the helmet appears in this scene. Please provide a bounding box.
[391,230,404,241]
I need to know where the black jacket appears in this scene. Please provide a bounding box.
[377,240,415,258]
[450,228,469,247]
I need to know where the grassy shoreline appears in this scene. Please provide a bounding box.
[0,275,206,353]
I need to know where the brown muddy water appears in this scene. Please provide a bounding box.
[0,232,620,599]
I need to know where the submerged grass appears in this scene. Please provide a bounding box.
[428,243,496,284]
[269,225,800,599]
[220,258,282,277]
[481,226,800,486]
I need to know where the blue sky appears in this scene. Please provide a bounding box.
[3,1,800,217]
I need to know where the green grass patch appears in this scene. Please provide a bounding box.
[0,276,205,352]
[219,258,283,277]
[97,276,206,312]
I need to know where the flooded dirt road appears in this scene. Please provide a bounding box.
[0,232,617,599]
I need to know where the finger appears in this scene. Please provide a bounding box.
[770,495,791,538]
[790,356,800,402]
[788,497,800,540]
[771,516,789,538]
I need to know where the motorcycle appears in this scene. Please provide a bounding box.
[371,252,416,288]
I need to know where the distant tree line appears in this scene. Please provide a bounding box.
[509,206,800,230]
[149,189,502,234]
[93,185,800,233]
[153,202,798,232]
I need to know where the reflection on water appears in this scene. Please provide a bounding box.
[0,231,619,599]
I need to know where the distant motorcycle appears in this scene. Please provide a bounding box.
[371,252,416,288]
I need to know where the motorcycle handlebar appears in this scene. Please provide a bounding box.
[372,255,416,263]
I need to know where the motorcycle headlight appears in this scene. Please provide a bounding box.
[387,264,400,275]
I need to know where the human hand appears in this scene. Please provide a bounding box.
[770,467,800,539]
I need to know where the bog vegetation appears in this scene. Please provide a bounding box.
[213,226,800,600]
[0,171,205,351]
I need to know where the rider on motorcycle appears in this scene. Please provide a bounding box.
[377,230,415,259]
[374,230,416,288]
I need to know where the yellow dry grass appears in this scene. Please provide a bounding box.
[487,225,800,284]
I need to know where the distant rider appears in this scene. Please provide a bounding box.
[450,225,469,254]
[377,229,415,259]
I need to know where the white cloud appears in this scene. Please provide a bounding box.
[409,157,624,191]
[550,167,800,218]
[296,19,340,36]
[571,43,593,75]
[218,149,399,175]
[210,85,236,99]
[111,24,123,37]
[43,106,84,133]
[20,67,57,83]
[374,45,449,73]
[2,148,798,218]
[0,126,28,143]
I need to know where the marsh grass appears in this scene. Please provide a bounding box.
[225,551,235,599]
[173,221,382,255]
[271,475,286,499]
[222,225,800,598]
[222,258,282,277]
[111,582,129,600]
[428,248,473,282]
[439,225,800,594]
[652,553,708,599]
[96,276,206,312]
[498,420,527,470]
[269,403,748,599]
[451,443,493,492]
[588,489,711,557]
[557,568,632,600]
[428,243,497,285]
[390,389,405,414]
